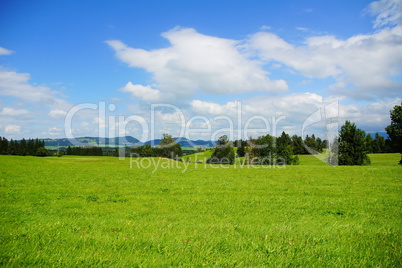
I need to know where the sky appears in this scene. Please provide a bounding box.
[0,0,401,142]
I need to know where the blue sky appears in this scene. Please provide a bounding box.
[0,0,401,141]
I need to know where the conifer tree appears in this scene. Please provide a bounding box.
[338,121,370,165]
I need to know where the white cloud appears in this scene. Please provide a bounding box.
[190,95,401,138]
[120,82,174,102]
[364,0,402,29]
[249,24,402,99]
[0,69,95,139]
[338,98,401,132]
[5,124,21,134]
[0,71,69,108]
[191,100,241,116]
[0,107,29,116]
[48,109,67,118]
[0,47,14,56]
[106,27,288,99]
[189,93,328,137]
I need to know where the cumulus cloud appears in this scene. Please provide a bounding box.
[106,27,288,100]
[120,82,174,102]
[249,24,402,99]
[107,1,401,102]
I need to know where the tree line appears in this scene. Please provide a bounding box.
[130,134,183,160]
[1,103,399,164]
[0,137,47,156]
[207,132,301,166]
[235,132,325,157]
[206,103,401,166]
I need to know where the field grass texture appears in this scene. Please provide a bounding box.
[1,154,401,267]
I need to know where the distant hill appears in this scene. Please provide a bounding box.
[42,136,215,148]
[34,132,392,148]
[145,137,215,147]
[42,136,141,147]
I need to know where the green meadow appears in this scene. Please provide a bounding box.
[1,154,401,267]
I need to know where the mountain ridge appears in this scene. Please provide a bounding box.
[41,136,216,148]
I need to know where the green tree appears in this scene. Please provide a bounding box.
[322,139,329,149]
[157,134,183,159]
[137,144,155,157]
[36,147,47,157]
[27,139,35,156]
[385,103,402,153]
[19,138,27,156]
[338,121,370,165]
[251,134,276,165]
[277,132,299,165]
[277,131,291,148]
[235,139,247,157]
[8,139,18,155]
[365,134,373,154]
[304,134,323,154]
[0,136,8,154]
[291,135,305,155]
[207,135,235,164]
[372,133,385,153]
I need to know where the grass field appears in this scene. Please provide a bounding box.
[1,154,401,267]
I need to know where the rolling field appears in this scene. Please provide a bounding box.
[1,154,401,267]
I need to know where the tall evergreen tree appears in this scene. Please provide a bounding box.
[19,138,27,156]
[338,121,370,165]
[304,135,323,154]
[291,135,305,155]
[277,132,299,165]
[365,134,373,154]
[385,103,402,153]
[0,136,8,154]
[372,133,386,153]
[8,139,17,155]
[27,139,35,156]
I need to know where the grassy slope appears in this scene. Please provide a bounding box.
[0,154,401,266]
